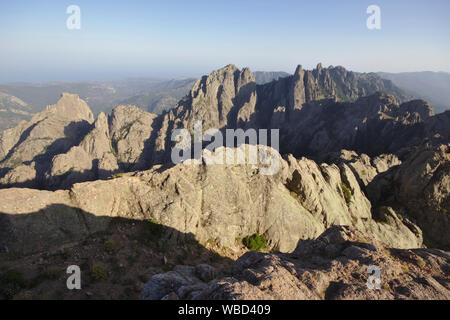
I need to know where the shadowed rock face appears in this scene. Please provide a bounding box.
[109,105,157,168]
[368,144,450,248]
[0,99,156,189]
[0,93,94,161]
[0,93,95,188]
[140,226,450,300]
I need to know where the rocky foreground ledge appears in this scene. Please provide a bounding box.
[140,226,450,300]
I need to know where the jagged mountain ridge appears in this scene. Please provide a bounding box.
[0,65,449,300]
[0,73,293,133]
[139,64,447,165]
[0,64,448,190]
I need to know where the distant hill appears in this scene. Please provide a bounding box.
[117,78,197,114]
[0,79,197,132]
[378,71,450,113]
[0,92,33,131]
[0,79,199,116]
[0,82,118,116]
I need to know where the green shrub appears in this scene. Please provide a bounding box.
[90,264,108,282]
[340,183,352,204]
[242,233,268,252]
[204,238,216,247]
[109,173,125,179]
[358,236,369,243]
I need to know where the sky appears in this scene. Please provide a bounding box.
[0,0,449,82]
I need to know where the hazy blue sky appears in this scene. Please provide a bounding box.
[1,0,449,82]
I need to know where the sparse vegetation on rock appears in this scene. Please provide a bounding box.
[243,234,268,252]
[341,183,353,204]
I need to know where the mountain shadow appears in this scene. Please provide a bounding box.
[0,204,233,300]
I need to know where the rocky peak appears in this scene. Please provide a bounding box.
[237,67,255,90]
[79,112,112,157]
[290,65,306,110]
[0,93,94,170]
[109,104,157,166]
[94,112,110,137]
[45,93,94,123]
[316,62,323,71]
[172,64,257,130]
[218,63,239,73]
[175,63,411,126]
[294,64,304,76]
